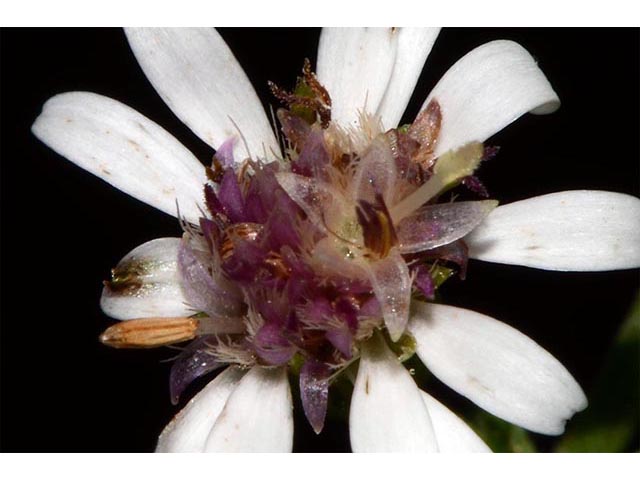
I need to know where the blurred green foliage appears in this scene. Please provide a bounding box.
[555,294,640,452]
[469,410,537,452]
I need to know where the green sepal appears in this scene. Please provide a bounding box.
[384,330,417,363]
[431,265,455,289]
[290,78,317,124]
[287,351,306,377]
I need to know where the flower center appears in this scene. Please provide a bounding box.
[100,61,498,416]
[175,67,490,372]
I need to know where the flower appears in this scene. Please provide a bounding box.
[31,28,640,453]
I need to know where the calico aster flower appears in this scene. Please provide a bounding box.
[32,28,640,452]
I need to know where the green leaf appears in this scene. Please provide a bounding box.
[468,409,537,452]
[555,293,640,452]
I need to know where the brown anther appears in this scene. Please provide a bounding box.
[331,153,353,173]
[220,223,264,261]
[356,194,398,259]
[264,251,290,279]
[402,162,430,187]
[206,157,225,183]
[99,317,199,349]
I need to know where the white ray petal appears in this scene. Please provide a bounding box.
[421,40,560,157]
[204,366,293,452]
[317,27,398,128]
[466,190,640,271]
[32,92,207,223]
[376,28,440,129]
[350,334,438,452]
[408,302,588,435]
[156,367,245,452]
[100,238,192,320]
[125,28,278,162]
[420,390,491,453]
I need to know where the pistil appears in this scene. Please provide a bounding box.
[390,142,484,223]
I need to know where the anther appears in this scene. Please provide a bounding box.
[99,317,199,349]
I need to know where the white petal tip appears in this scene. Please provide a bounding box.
[467,191,640,271]
[409,302,591,437]
[531,99,561,115]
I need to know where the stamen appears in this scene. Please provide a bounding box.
[205,157,225,183]
[390,142,484,223]
[100,315,246,349]
[356,193,398,259]
[100,317,199,349]
[220,223,263,261]
[264,251,291,279]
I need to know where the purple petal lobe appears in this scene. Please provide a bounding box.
[199,217,223,255]
[326,328,353,359]
[221,237,265,283]
[244,164,285,223]
[215,137,236,167]
[413,264,435,300]
[359,296,381,318]
[397,200,498,254]
[462,175,489,198]
[299,297,333,326]
[426,240,470,279]
[219,167,245,222]
[482,145,500,162]
[204,184,226,218]
[275,172,345,231]
[334,296,358,331]
[263,206,301,251]
[277,108,311,150]
[253,323,297,366]
[366,250,412,342]
[291,128,330,180]
[300,359,331,434]
[170,335,223,405]
[178,238,243,317]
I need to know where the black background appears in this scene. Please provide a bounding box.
[1,28,638,452]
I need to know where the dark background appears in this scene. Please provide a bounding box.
[1,28,638,452]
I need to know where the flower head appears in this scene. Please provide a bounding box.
[32,28,640,452]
